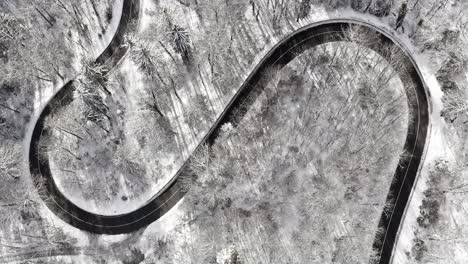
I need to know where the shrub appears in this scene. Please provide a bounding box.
[416,198,440,228]
[296,0,312,21]
[168,25,192,62]
[437,52,464,75]
[411,237,427,261]
[357,81,378,110]
[416,159,447,228]
[436,52,465,91]
[105,7,113,23]
[368,0,393,17]
[436,75,458,91]
[441,29,460,46]
[122,248,145,264]
[351,0,365,11]
[440,88,468,122]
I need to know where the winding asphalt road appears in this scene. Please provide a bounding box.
[26,3,430,263]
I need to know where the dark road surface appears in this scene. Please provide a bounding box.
[26,3,430,262]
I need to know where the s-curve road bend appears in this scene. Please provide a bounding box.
[28,17,430,264]
[28,0,141,233]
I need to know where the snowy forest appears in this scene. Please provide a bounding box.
[1,0,468,263]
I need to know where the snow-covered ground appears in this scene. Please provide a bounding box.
[48,0,426,254]
[6,1,468,263]
[48,0,215,215]
[24,0,130,216]
[391,54,452,263]
[31,0,121,113]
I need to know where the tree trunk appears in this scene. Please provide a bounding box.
[0,103,20,113]
[170,77,183,104]
[34,75,53,83]
[89,0,105,32]
[61,147,81,160]
[34,7,54,27]
[56,127,83,140]
[151,91,165,117]
[395,3,408,30]
[158,40,177,64]
[97,79,112,96]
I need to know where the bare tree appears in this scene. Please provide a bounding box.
[162,9,193,64]
[81,59,111,95]
[125,34,159,76]
[395,1,408,31]
[367,0,393,17]
[295,0,312,22]
[44,111,84,142]
[0,175,46,225]
[0,141,22,180]
[186,94,215,133]
[441,86,468,122]
[0,12,26,58]
[74,77,111,134]
[127,106,176,152]
[351,0,365,11]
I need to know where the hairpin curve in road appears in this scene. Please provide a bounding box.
[27,5,431,263]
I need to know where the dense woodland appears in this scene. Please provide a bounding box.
[170,38,409,263]
[0,0,468,263]
[0,0,116,257]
